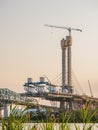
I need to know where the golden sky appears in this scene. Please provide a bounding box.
[0,0,98,97]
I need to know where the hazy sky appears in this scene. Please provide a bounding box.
[0,0,98,97]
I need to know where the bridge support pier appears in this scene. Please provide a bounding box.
[60,101,65,111]
[4,105,8,118]
[0,108,2,118]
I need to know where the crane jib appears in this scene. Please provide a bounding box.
[44,24,82,33]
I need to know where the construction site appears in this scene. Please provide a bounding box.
[0,25,98,118]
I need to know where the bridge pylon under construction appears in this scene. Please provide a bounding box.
[44,25,82,110]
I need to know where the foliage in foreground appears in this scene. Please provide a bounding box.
[0,102,98,130]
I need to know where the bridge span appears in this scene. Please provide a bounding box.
[0,88,38,107]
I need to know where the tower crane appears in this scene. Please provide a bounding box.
[44,24,82,94]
